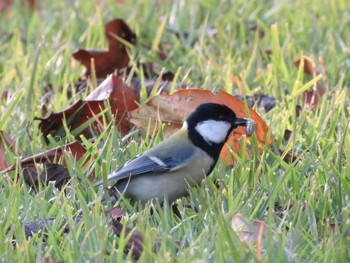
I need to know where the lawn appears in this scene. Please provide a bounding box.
[0,0,349,262]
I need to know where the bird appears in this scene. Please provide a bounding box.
[93,103,254,205]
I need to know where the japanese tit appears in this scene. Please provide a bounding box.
[93,103,255,204]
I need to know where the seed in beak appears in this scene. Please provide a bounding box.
[245,119,256,136]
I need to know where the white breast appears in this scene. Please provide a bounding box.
[195,120,231,144]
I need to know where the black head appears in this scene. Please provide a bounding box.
[186,103,248,162]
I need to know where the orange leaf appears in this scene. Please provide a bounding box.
[130,89,271,164]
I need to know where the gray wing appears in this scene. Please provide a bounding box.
[92,145,195,187]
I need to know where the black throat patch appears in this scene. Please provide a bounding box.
[187,124,232,164]
[185,103,237,167]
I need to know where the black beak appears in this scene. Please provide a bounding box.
[233,118,248,127]
[233,118,256,135]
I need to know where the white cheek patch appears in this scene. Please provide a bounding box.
[195,120,231,144]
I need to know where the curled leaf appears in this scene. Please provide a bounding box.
[293,55,325,108]
[3,140,92,183]
[36,75,139,142]
[73,19,136,78]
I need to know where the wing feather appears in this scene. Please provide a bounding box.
[92,140,195,187]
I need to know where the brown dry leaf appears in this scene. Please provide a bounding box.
[72,19,136,78]
[3,140,92,182]
[0,130,27,170]
[293,55,325,108]
[106,206,181,259]
[231,213,268,245]
[319,217,349,237]
[108,219,180,260]
[105,206,143,259]
[72,18,173,86]
[1,133,84,187]
[0,0,35,12]
[22,163,70,191]
[19,141,88,168]
[105,206,124,221]
[36,75,139,142]
[41,258,64,263]
[0,0,12,12]
[293,56,316,76]
[129,89,271,164]
[283,129,292,142]
[110,219,144,260]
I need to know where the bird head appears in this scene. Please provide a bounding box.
[186,103,251,161]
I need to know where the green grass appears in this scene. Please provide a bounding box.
[1,0,349,262]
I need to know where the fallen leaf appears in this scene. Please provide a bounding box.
[105,206,143,260]
[106,206,181,259]
[248,23,265,38]
[105,206,124,221]
[0,0,12,12]
[278,149,299,164]
[231,213,268,245]
[283,129,292,141]
[161,72,175,81]
[274,202,293,218]
[1,134,88,186]
[295,105,302,117]
[319,217,350,237]
[0,130,27,170]
[293,55,325,108]
[22,163,70,191]
[20,141,87,167]
[303,83,324,109]
[72,19,136,78]
[0,0,36,12]
[110,218,144,260]
[129,89,271,164]
[2,140,92,182]
[41,258,64,263]
[36,75,139,142]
